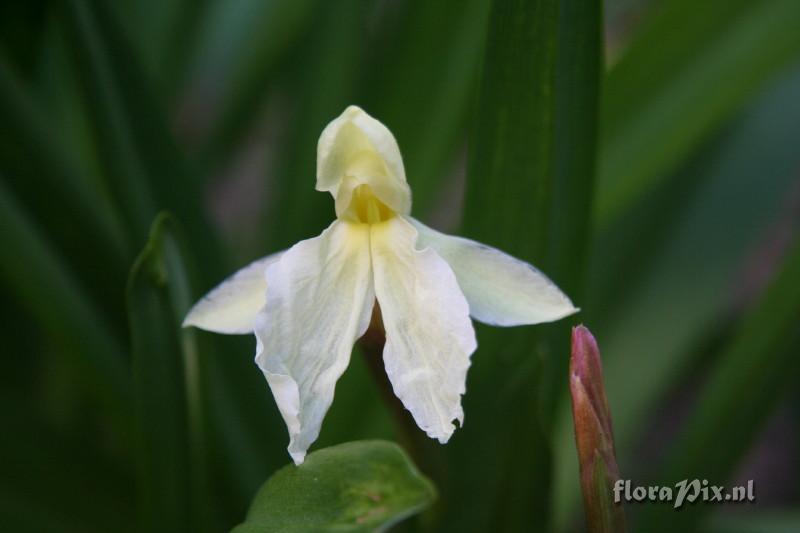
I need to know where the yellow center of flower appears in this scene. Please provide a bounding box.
[342,184,394,224]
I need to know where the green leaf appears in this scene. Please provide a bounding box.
[636,237,800,531]
[112,0,211,97]
[553,66,800,530]
[597,0,800,227]
[547,0,602,296]
[59,0,157,243]
[0,55,131,336]
[60,0,221,277]
[199,0,319,169]
[0,391,136,533]
[0,2,48,79]
[0,57,129,266]
[362,0,492,215]
[539,0,604,422]
[598,66,800,453]
[157,0,213,97]
[127,213,210,533]
[231,440,436,533]
[0,181,131,422]
[441,0,599,530]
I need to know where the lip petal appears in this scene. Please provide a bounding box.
[254,220,375,464]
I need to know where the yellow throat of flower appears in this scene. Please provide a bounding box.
[341,184,395,224]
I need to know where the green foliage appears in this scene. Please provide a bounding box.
[1,0,799,531]
[127,214,208,533]
[232,441,436,533]
[597,0,800,227]
[638,236,800,532]
[445,0,601,530]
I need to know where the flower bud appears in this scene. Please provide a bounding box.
[570,325,626,533]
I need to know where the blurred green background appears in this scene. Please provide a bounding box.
[1,0,799,531]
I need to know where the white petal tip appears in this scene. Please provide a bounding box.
[179,308,254,334]
[434,429,454,444]
[181,312,204,330]
[181,312,203,331]
[290,451,306,465]
[343,104,364,116]
[426,421,459,444]
[556,305,581,321]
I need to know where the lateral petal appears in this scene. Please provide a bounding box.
[371,217,476,443]
[183,252,283,334]
[254,221,374,464]
[409,218,578,326]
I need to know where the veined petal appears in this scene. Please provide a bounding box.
[317,106,411,217]
[255,221,374,464]
[409,218,578,326]
[371,217,476,443]
[183,252,284,334]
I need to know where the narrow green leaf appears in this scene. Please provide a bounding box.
[60,0,221,277]
[0,391,136,533]
[111,0,211,97]
[0,2,48,79]
[0,181,131,421]
[59,0,156,243]
[443,0,563,531]
[0,57,129,263]
[463,1,557,278]
[637,237,800,531]
[59,2,285,512]
[362,0,492,215]
[596,67,800,452]
[597,0,800,226]
[127,214,210,533]
[0,55,132,336]
[540,0,604,422]
[547,0,602,296]
[553,66,800,530]
[194,335,293,510]
[159,0,212,98]
[232,440,436,533]
[199,0,318,169]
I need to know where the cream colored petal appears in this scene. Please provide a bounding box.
[371,217,476,443]
[182,252,284,334]
[254,221,374,464]
[316,105,411,216]
[409,218,578,326]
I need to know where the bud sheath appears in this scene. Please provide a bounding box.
[570,325,626,533]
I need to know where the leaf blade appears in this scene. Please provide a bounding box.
[597,0,800,227]
[0,181,131,420]
[60,0,222,277]
[232,440,436,533]
[442,0,569,530]
[127,214,210,533]
[637,237,800,531]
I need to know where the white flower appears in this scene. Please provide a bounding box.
[184,105,577,464]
